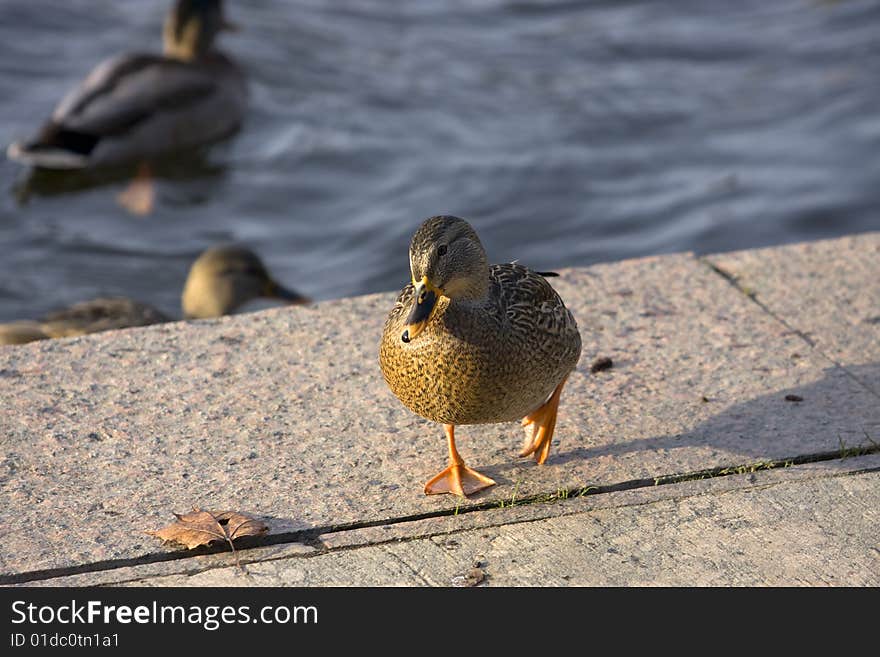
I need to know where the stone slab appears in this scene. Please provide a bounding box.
[421,467,879,586]
[2,245,878,578]
[707,231,880,394]
[24,453,880,586]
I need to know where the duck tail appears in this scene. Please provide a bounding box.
[7,122,97,169]
[7,140,92,169]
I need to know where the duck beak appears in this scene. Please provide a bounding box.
[402,276,442,343]
[264,280,310,305]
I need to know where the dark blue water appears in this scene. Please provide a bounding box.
[1,0,878,322]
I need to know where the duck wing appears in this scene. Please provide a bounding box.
[490,263,581,352]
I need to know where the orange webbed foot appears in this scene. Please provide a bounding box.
[424,463,496,497]
[424,424,497,497]
[519,375,568,464]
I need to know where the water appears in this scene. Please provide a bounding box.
[1,0,878,323]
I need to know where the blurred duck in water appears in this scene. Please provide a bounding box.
[7,0,246,170]
[0,246,309,346]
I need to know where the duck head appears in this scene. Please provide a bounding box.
[163,0,235,61]
[181,245,309,319]
[402,215,490,343]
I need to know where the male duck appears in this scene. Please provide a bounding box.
[7,0,246,169]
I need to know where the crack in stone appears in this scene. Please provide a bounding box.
[377,545,435,586]
[700,256,880,400]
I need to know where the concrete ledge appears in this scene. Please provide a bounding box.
[2,231,878,585]
[22,453,880,587]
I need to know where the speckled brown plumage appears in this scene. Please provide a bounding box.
[379,216,582,428]
[40,298,171,337]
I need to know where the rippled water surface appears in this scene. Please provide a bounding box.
[1,0,878,322]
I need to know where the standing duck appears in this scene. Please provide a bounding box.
[0,245,308,345]
[379,216,582,497]
[7,0,246,170]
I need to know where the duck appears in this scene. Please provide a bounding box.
[0,245,308,345]
[379,215,582,497]
[7,0,246,170]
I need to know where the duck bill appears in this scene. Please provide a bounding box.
[264,280,310,305]
[402,277,442,343]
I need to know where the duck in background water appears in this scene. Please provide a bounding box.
[7,0,246,170]
[0,246,309,346]
[7,0,246,214]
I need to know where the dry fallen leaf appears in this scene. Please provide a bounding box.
[147,508,268,552]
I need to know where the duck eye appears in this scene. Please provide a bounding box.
[437,244,448,257]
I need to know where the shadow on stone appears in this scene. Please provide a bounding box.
[551,361,880,471]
